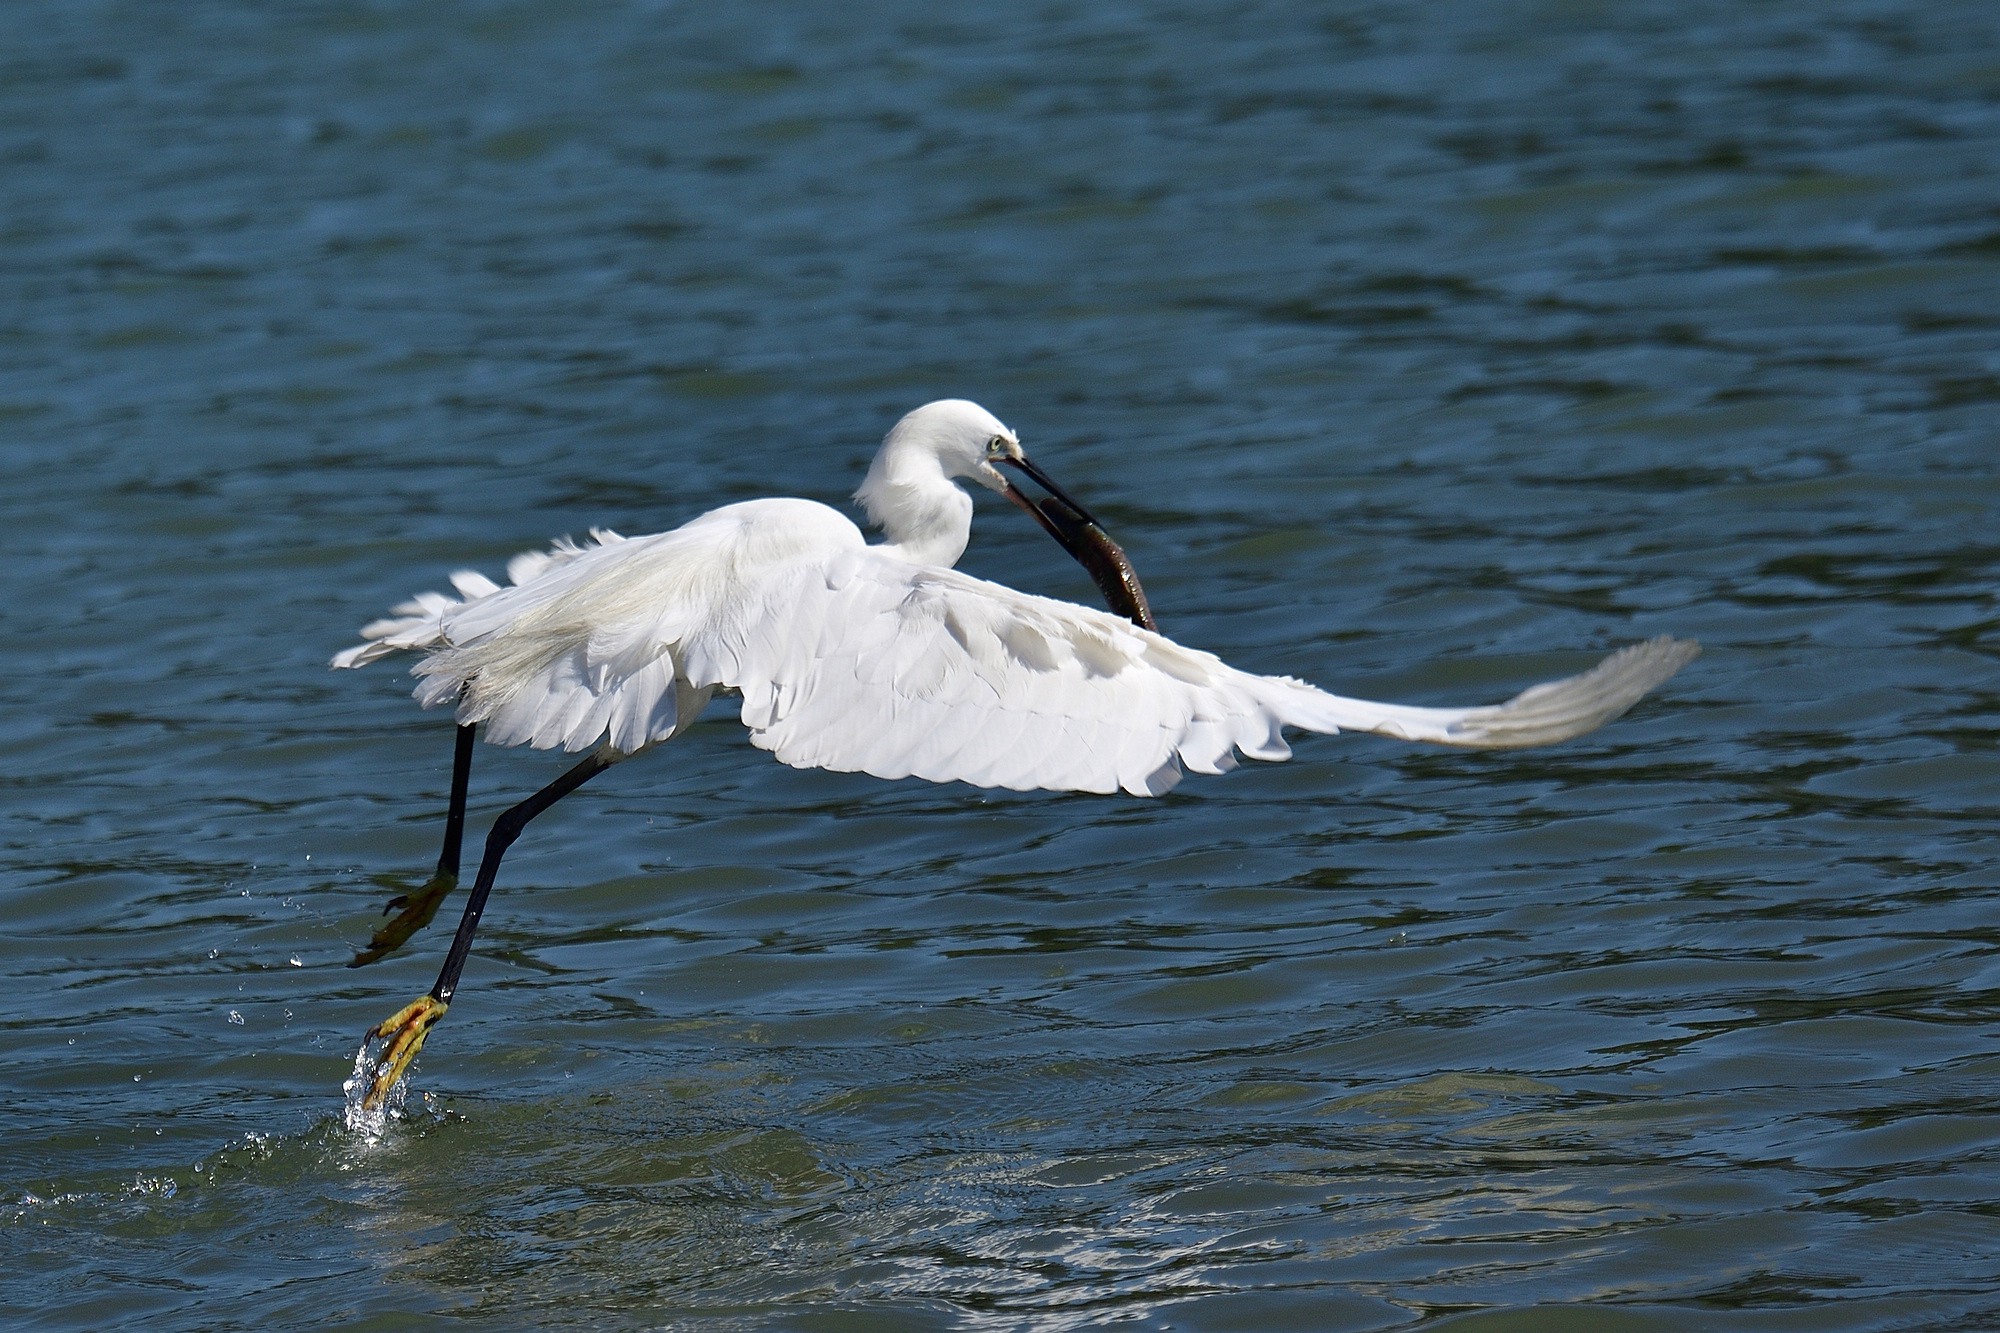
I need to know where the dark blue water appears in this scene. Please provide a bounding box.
[4,2,1999,1327]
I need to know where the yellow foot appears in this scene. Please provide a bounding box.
[349,872,458,968]
[356,995,448,1112]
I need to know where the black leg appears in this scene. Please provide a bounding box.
[435,722,477,882]
[350,722,481,968]
[356,747,617,1108]
[429,749,616,1004]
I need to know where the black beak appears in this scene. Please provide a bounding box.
[996,456,1158,632]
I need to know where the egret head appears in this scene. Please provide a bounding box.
[878,398,1022,493]
[855,400,1152,629]
[864,399,1096,519]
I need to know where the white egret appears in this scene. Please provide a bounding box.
[334,399,1697,1107]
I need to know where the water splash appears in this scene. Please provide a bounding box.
[342,1034,410,1142]
[130,1172,177,1199]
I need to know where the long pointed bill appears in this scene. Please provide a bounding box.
[1001,454,1107,530]
[996,456,1158,632]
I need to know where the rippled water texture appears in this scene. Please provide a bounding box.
[5,2,1999,1327]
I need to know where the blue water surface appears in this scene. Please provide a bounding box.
[3,2,1998,1328]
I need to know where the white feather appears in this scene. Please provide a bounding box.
[333,399,1697,786]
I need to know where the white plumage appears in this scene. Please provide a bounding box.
[333,400,1697,795]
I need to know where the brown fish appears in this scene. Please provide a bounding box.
[996,463,1157,631]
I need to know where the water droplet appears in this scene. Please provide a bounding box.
[133,1074,141,1082]
[289,954,302,967]
[227,1010,244,1026]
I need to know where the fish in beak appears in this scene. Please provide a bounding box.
[993,451,1157,633]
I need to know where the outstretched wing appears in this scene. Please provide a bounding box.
[332,500,876,756]
[697,549,1698,797]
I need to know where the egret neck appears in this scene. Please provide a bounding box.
[852,400,1012,568]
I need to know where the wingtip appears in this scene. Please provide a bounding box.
[1451,633,1700,749]
[1647,633,1702,665]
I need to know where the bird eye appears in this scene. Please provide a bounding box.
[987,436,1006,455]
